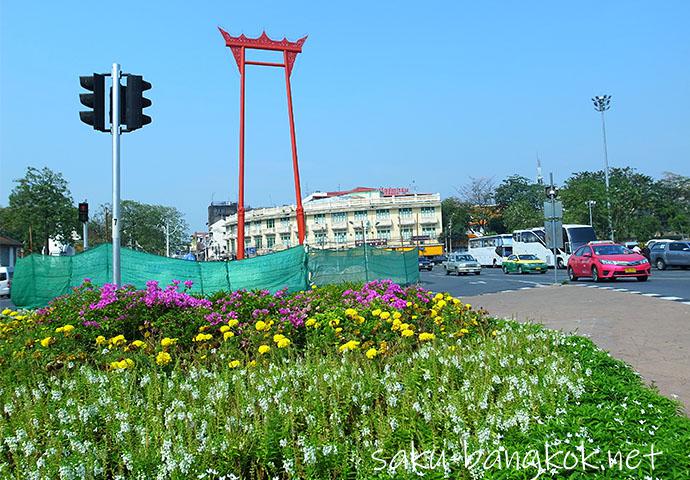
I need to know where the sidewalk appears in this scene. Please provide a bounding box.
[462,285,690,411]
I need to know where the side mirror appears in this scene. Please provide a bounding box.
[583,252,592,258]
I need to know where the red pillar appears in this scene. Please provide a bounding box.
[284,50,306,245]
[236,47,246,259]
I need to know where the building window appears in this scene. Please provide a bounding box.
[421,207,435,216]
[255,237,263,249]
[266,218,275,229]
[402,228,413,240]
[334,231,347,244]
[281,217,290,228]
[354,229,364,241]
[266,235,275,249]
[314,213,326,225]
[331,211,346,223]
[376,209,390,220]
[422,226,436,237]
[281,233,291,246]
[399,207,412,218]
[377,228,391,240]
[314,232,327,245]
[354,210,367,221]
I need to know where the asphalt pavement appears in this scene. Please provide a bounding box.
[420,265,690,302]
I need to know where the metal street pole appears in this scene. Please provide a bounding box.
[592,95,614,241]
[111,63,122,285]
[586,200,596,226]
[83,221,89,251]
[165,220,170,258]
[363,220,369,282]
[549,173,558,285]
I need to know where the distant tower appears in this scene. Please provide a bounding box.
[536,155,544,185]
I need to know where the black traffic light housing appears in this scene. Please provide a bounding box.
[78,202,89,223]
[79,74,107,132]
[125,75,152,131]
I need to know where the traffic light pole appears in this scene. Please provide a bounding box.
[83,222,89,251]
[111,63,122,286]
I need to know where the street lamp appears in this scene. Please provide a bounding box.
[592,94,614,241]
[585,200,597,226]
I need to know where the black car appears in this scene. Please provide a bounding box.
[430,255,448,266]
[418,257,433,271]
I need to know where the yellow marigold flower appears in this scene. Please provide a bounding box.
[392,312,402,320]
[453,298,461,305]
[40,336,54,347]
[434,293,444,300]
[220,325,230,333]
[193,333,212,342]
[109,361,120,369]
[9,311,18,317]
[465,304,471,310]
[492,330,498,337]
[401,329,414,337]
[366,348,378,359]
[130,340,146,349]
[258,344,271,354]
[345,308,357,317]
[277,338,291,348]
[335,327,343,334]
[406,301,412,307]
[273,334,285,342]
[430,309,438,318]
[436,300,446,309]
[156,351,172,366]
[400,323,410,331]
[224,331,235,341]
[372,309,382,317]
[356,315,365,324]
[1,308,11,315]
[305,318,316,327]
[109,335,126,346]
[380,311,391,320]
[472,319,478,326]
[161,337,177,348]
[112,358,134,370]
[457,328,470,337]
[248,360,257,367]
[328,318,340,327]
[15,315,26,320]
[55,324,75,334]
[412,315,418,320]
[419,332,436,341]
[95,335,106,346]
[198,325,209,332]
[228,360,241,368]
[228,319,239,328]
[255,320,267,331]
[448,345,457,352]
[338,340,360,352]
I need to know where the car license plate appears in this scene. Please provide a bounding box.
[624,268,636,273]
[535,267,541,270]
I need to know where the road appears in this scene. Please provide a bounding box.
[420,265,690,302]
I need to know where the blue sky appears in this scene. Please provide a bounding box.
[1,1,689,231]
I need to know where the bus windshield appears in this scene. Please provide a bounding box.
[567,226,596,249]
[518,254,539,260]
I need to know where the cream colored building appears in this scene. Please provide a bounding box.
[207,187,443,258]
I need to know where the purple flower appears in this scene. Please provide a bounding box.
[184,280,194,289]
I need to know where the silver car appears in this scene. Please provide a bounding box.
[445,253,481,276]
[649,241,690,270]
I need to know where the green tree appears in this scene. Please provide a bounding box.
[494,175,545,231]
[654,172,690,237]
[561,167,659,241]
[88,201,189,256]
[1,167,78,254]
[440,197,471,250]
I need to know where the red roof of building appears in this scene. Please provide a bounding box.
[323,187,378,198]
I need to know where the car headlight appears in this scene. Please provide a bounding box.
[599,260,616,265]
[640,258,649,264]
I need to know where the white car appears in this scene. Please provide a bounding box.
[0,266,12,297]
[444,253,481,276]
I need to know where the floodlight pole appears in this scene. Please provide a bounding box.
[111,62,122,286]
[592,95,614,241]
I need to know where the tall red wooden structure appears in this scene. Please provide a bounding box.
[219,28,307,259]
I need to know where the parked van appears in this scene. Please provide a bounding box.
[0,266,13,297]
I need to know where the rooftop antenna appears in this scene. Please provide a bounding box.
[536,153,544,185]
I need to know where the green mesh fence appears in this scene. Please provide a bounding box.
[11,244,308,308]
[307,247,419,287]
[10,244,418,308]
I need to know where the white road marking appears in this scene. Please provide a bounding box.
[519,287,532,290]
[598,286,614,290]
[469,281,487,285]
[628,291,641,294]
[613,288,628,292]
[642,293,661,297]
[659,296,683,301]
[682,302,690,306]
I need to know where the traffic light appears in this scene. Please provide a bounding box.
[124,75,152,131]
[79,74,107,132]
[78,202,89,223]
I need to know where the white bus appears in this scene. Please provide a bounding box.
[512,224,596,268]
[468,234,513,267]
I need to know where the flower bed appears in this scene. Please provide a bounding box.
[1,280,689,479]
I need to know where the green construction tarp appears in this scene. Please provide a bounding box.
[11,244,308,309]
[308,247,419,287]
[10,244,420,308]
